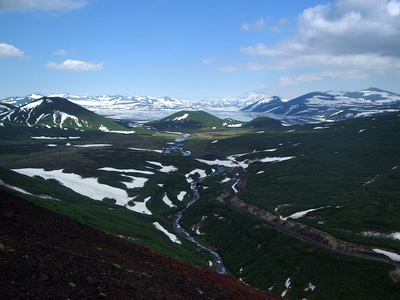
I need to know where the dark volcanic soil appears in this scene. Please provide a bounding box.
[0,189,280,299]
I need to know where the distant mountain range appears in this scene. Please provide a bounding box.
[240,88,400,122]
[1,88,399,123]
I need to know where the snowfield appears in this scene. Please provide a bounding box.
[11,168,152,215]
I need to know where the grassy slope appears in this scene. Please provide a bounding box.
[1,112,400,298]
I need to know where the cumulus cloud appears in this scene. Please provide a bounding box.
[241,18,265,32]
[240,0,400,77]
[44,59,103,71]
[0,0,88,13]
[0,43,26,58]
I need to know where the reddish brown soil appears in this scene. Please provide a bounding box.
[0,189,280,299]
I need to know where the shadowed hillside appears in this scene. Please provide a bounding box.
[0,188,279,299]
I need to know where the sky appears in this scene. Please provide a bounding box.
[1,0,399,100]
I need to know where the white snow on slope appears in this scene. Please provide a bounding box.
[280,206,325,221]
[147,161,178,173]
[99,125,135,134]
[98,167,154,175]
[121,175,148,189]
[11,168,152,215]
[129,147,163,153]
[373,249,400,261]
[185,169,207,183]
[173,113,189,121]
[162,193,176,208]
[177,191,187,201]
[73,144,113,148]
[153,222,181,244]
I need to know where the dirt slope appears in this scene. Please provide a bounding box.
[0,189,280,299]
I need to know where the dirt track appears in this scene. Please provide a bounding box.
[221,174,400,273]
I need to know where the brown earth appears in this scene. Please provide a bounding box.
[0,188,280,300]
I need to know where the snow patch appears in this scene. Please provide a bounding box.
[280,206,325,220]
[162,193,176,208]
[12,168,151,215]
[173,113,189,121]
[99,167,154,175]
[177,191,187,201]
[153,222,181,244]
[147,161,178,173]
[373,249,400,261]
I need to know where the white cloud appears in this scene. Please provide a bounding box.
[53,49,69,56]
[44,59,103,71]
[241,18,265,32]
[278,70,369,86]
[387,0,400,15]
[0,0,88,12]
[0,43,26,58]
[202,57,219,64]
[240,0,400,77]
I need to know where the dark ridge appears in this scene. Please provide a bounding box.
[0,188,280,299]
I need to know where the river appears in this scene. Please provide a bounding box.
[173,180,228,275]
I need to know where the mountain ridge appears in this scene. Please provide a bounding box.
[1,87,400,123]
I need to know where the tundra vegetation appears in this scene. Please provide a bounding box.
[0,106,399,299]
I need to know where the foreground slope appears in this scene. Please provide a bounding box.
[0,188,278,300]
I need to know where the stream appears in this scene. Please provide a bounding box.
[173,180,227,275]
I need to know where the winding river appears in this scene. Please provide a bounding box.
[173,180,227,275]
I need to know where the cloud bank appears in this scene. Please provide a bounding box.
[44,59,103,71]
[238,0,400,84]
[0,0,88,12]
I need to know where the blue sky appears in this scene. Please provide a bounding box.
[1,0,399,99]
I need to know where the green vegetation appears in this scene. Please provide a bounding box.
[1,107,400,299]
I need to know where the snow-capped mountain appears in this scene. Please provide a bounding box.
[2,88,400,123]
[1,91,270,113]
[189,91,273,110]
[0,96,128,131]
[1,93,187,116]
[241,88,400,122]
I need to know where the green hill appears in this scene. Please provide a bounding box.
[149,110,242,130]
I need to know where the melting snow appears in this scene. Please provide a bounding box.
[280,206,325,221]
[281,277,291,297]
[177,191,187,201]
[162,193,176,208]
[305,282,316,292]
[173,113,189,121]
[11,168,152,215]
[73,144,113,148]
[98,167,154,175]
[153,222,181,244]
[185,169,207,183]
[147,161,178,173]
[121,175,148,189]
[99,125,135,134]
[373,249,400,261]
[129,147,163,153]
